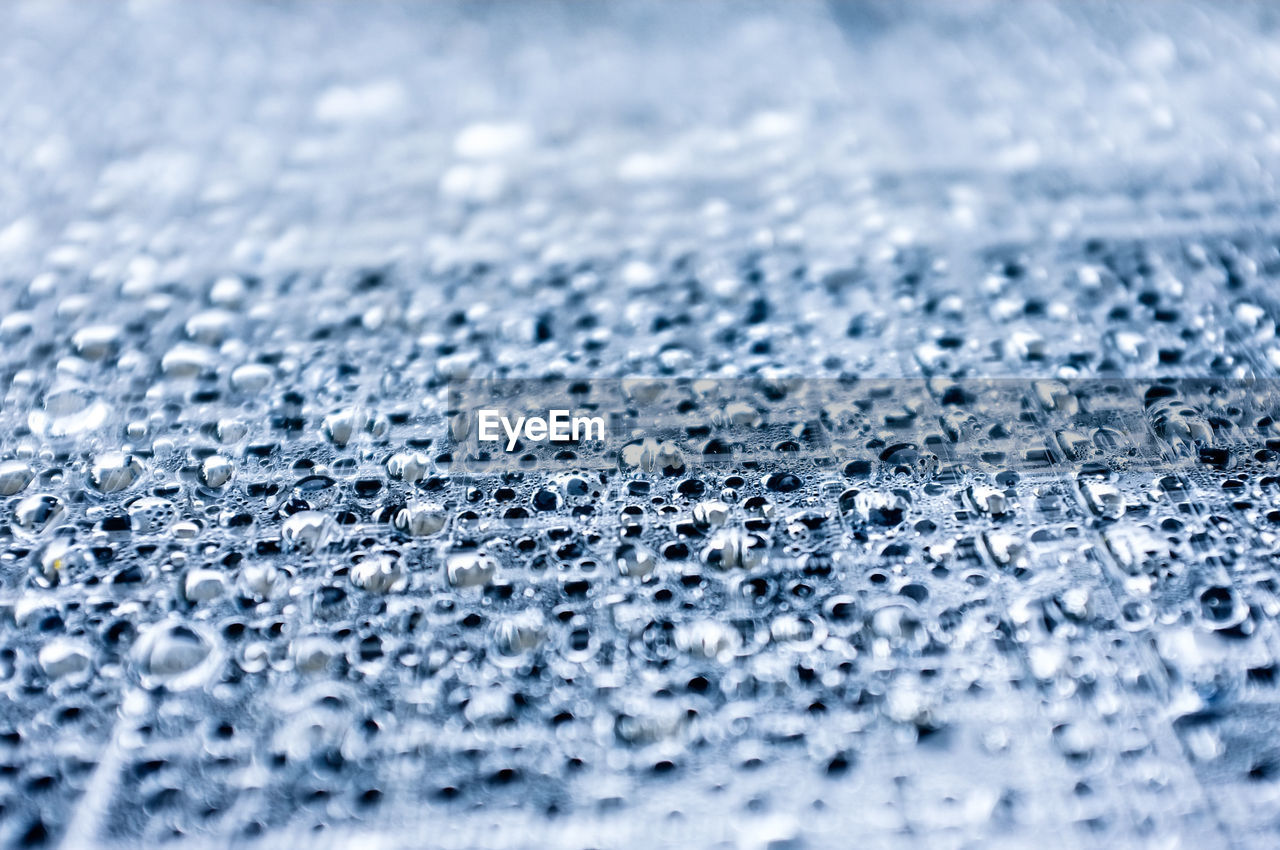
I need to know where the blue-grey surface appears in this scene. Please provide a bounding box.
[3,2,1280,848]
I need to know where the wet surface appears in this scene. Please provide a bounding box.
[3,1,1280,847]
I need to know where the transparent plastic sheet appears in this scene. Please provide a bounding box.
[2,2,1280,848]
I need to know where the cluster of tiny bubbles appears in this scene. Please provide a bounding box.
[8,289,1280,850]
[1,2,1280,848]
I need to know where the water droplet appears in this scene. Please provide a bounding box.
[615,543,656,578]
[88,451,144,493]
[446,552,498,588]
[184,569,228,603]
[701,529,766,570]
[12,494,65,537]
[281,511,337,554]
[198,454,235,490]
[38,639,91,680]
[350,552,407,594]
[28,383,108,436]
[132,620,218,690]
[127,496,176,534]
[393,501,447,537]
[0,460,34,495]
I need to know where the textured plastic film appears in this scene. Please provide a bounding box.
[4,1,1280,848]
